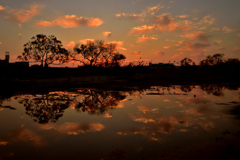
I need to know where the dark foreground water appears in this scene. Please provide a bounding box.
[0,85,240,160]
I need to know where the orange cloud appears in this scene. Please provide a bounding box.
[222,26,234,33]
[163,46,171,49]
[107,41,126,50]
[0,5,5,10]
[190,52,206,62]
[155,51,165,56]
[214,40,222,45]
[129,51,142,57]
[136,35,158,43]
[66,41,76,49]
[35,21,52,27]
[167,21,192,32]
[181,31,211,42]
[177,14,189,18]
[79,39,95,44]
[102,31,112,38]
[211,28,220,31]
[148,5,164,11]
[115,13,144,21]
[5,4,44,23]
[36,15,103,28]
[199,15,215,25]
[155,13,173,26]
[130,25,155,34]
[172,52,184,59]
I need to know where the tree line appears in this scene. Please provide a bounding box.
[17,34,240,68]
[17,34,126,68]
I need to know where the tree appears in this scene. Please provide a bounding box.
[72,40,106,67]
[200,53,224,66]
[72,40,126,67]
[18,34,69,67]
[111,53,126,67]
[180,57,195,66]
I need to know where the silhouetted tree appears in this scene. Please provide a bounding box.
[72,40,105,67]
[200,53,224,66]
[72,40,126,67]
[17,34,69,67]
[180,57,195,66]
[225,58,240,68]
[111,53,126,67]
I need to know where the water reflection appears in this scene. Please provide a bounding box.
[39,122,105,135]
[15,90,127,124]
[0,84,240,159]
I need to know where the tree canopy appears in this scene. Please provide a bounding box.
[180,57,195,66]
[200,53,224,66]
[72,40,126,67]
[18,34,69,67]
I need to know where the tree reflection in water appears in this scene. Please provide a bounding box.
[9,84,240,124]
[73,90,127,115]
[15,90,127,124]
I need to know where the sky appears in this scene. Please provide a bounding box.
[0,0,240,66]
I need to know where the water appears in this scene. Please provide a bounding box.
[0,85,240,160]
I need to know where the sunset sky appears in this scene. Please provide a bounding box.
[0,0,240,66]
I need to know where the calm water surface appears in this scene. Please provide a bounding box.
[0,85,240,160]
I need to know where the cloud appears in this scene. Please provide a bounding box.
[199,15,215,25]
[172,52,184,59]
[136,35,158,43]
[177,14,189,18]
[4,4,44,23]
[79,39,95,44]
[130,25,155,34]
[0,5,5,10]
[222,26,234,33]
[18,33,23,38]
[181,31,211,42]
[155,51,165,56]
[102,31,112,38]
[211,28,220,31]
[35,15,103,28]
[190,52,206,62]
[167,20,192,32]
[115,13,144,21]
[163,46,171,49]
[107,41,126,50]
[35,21,52,27]
[66,41,76,49]
[214,40,222,45]
[238,34,240,37]
[129,51,142,57]
[177,41,211,52]
[155,13,173,26]
[154,13,192,32]
[115,4,165,21]
[148,5,164,12]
